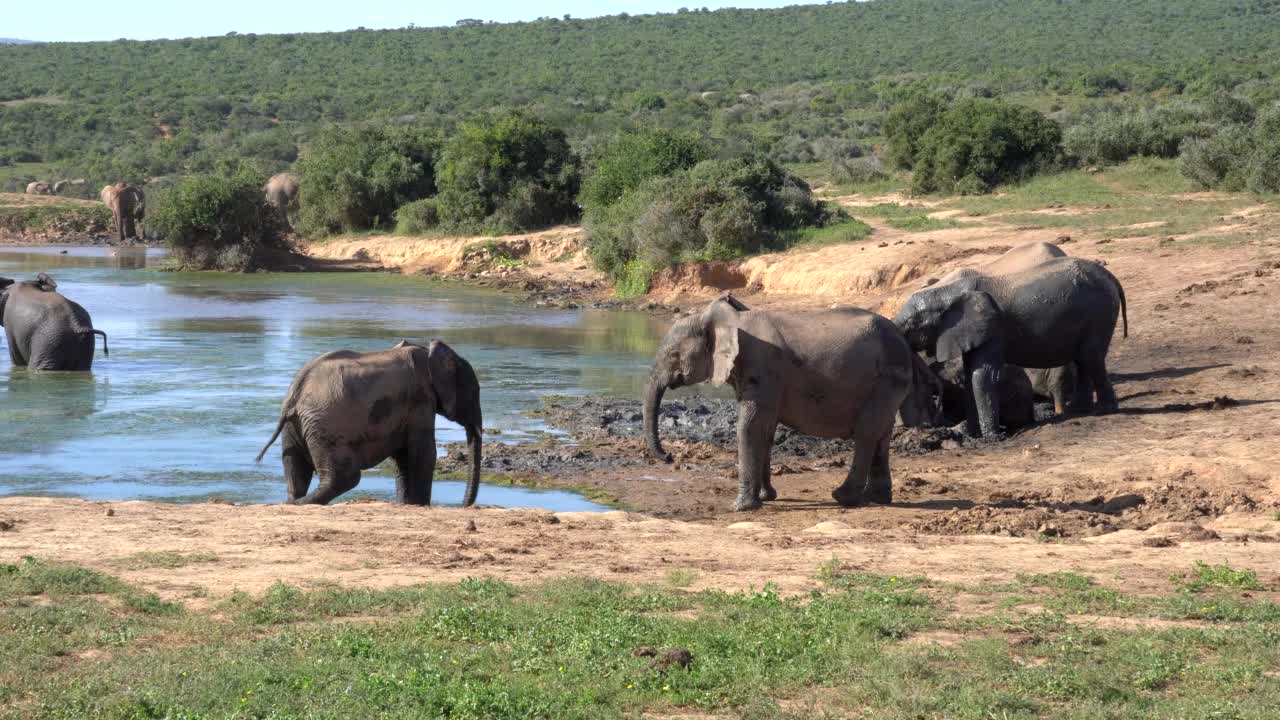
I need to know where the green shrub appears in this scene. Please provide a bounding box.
[586,153,832,283]
[1179,109,1280,193]
[883,93,946,169]
[910,98,1062,195]
[296,125,439,238]
[394,198,440,235]
[1063,103,1211,166]
[579,128,710,211]
[831,154,888,185]
[149,172,284,271]
[434,111,580,234]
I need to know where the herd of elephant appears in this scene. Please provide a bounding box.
[1,240,1126,512]
[23,173,302,245]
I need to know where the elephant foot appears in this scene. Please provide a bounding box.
[866,488,892,505]
[758,485,778,502]
[1096,400,1119,413]
[733,495,763,512]
[831,485,865,508]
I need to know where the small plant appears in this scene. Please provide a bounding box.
[665,568,699,588]
[1174,561,1262,593]
[117,551,219,570]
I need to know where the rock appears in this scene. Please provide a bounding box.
[803,520,852,533]
[0,518,14,531]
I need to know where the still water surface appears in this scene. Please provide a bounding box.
[0,247,669,509]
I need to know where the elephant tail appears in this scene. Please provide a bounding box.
[255,416,287,463]
[1119,283,1128,339]
[92,330,109,357]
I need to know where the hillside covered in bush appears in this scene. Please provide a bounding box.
[2,0,1280,184]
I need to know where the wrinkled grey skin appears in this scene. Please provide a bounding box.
[895,257,1127,437]
[1026,364,1077,415]
[0,273,109,371]
[643,295,913,511]
[934,359,1035,431]
[264,173,300,228]
[100,183,146,243]
[26,181,53,195]
[897,352,945,428]
[256,340,483,506]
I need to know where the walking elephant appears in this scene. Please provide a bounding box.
[0,273,109,371]
[895,257,1127,437]
[100,183,145,243]
[26,181,52,195]
[256,340,483,506]
[263,173,300,228]
[643,295,914,511]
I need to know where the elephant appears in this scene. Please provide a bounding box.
[897,351,945,427]
[0,273,109,371]
[25,181,52,195]
[895,257,1127,437]
[263,173,300,228]
[643,295,914,511]
[100,183,145,243]
[256,339,483,506]
[1026,364,1078,415]
[933,359,1035,430]
[929,241,1067,287]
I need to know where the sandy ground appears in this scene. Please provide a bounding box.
[4,193,1280,603]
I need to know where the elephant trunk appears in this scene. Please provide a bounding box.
[462,424,482,507]
[643,377,673,463]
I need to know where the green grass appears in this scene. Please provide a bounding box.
[115,551,219,571]
[778,215,873,249]
[856,202,961,232]
[1174,562,1263,594]
[0,202,112,236]
[3,558,1280,719]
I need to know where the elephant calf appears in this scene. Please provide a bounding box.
[644,295,914,511]
[1,273,109,370]
[257,340,483,506]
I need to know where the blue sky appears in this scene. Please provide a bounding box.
[8,1,804,42]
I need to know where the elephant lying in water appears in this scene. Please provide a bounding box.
[0,273,109,370]
[643,295,914,511]
[257,340,483,506]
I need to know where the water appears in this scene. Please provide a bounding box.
[0,246,670,510]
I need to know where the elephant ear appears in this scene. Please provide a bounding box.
[427,340,461,419]
[936,291,1003,363]
[709,325,743,387]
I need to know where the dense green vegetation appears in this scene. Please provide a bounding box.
[2,0,1280,191]
[148,172,286,270]
[2,556,1278,718]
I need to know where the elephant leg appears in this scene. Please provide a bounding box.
[394,439,436,506]
[833,383,901,507]
[1049,367,1069,416]
[1079,355,1118,413]
[733,399,778,512]
[5,329,25,366]
[866,432,893,505]
[281,425,314,502]
[295,452,360,505]
[756,419,778,503]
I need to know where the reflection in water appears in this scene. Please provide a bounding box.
[111,247,148,270]
[0,246,663,508]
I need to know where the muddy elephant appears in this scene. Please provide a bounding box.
[1027,365,1077,415]
[263,173,300,228]
[100,183,145,243]
[644,295,914,511]
[26,181,52,195]
[0,273,109,371]
[256,340,483,506]
[934,359,1035,430]
[895,257,1127,437]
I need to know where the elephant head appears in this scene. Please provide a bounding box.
[397,339,484,506]
[643,295,750,462]
[898,351,944,427]
[893,287,1004,363]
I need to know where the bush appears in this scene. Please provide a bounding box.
[883,94,946,169]
[1180,109,1280,193]
[910,98,1062,195]
[394,198,440,235]
[1063,103,1211,167]
[295,125,439,238]
[434,111,580,234]
[831,154,888,185]
[578,128,710,211]
[586,153,832,281]
[149,172,284,271]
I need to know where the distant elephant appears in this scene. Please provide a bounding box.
[263,173,300,228]
[0,273,109,371]
[256,340,483,506]
[643,295,914,511]
[934,359,1035,431]
[100,182,145,243]
[25,181,52,195]
[895,257,1127,437]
